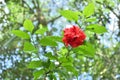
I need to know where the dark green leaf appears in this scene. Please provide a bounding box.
[23,41,36,52]
[28,60,42,69]
[33,69,44,80]
[48,74,56,80]
[49,62,55,70]
[42,60,51,68]
[12,30,30,39]
[60,10,79,21]
[86,24,107,34]
[23,19,34,33]
[45,52,57,60]
[83,3,95,17]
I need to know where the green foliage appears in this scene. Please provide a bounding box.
[35,25,48,35]
[45,52,57,60]
[23,41,36,52]
[12,30,30,39]
[73,42,95,57]
[83,3,95,17]
[28,60,42,69]
[2,0,119,80]
[85,17,97,22]
[86,24,107,34]
[33,69,45,80]
[60,10,79,21]
[23,19,34,33]
[40,36,62,47]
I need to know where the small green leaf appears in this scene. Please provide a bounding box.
[59,47,68,55]
[33,69,45,80]
[12,30,30,39]
[35,24,48,35]
[85,30,94,37]
[86,17,97,22]
[86,24,107,34]
[60,10,79,21]
[28,60,42,69]
[23,19,34,32]
[40,36,58,47]
[83,3,95,17]
[23,41,36,52]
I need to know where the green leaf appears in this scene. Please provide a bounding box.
[12,30,30,39]
[42,59,51,68]
[45,52,57,60]
[73,43,95,57]
[48,73,56,80]
[28,60,42,69]
[46,36,62,42]
[23,19,34,32]
[59,57,69,63]
[86,17,97,22]
[35,24,48,35]
[49,62,55,70]
[83,3,95,17]
[40,36,58,47]
[86,24,107,34]
[23,41,36,52]
[33,69,45,80]
[59,47,68,55]
[64,65,78,76]
[60,10,79,21]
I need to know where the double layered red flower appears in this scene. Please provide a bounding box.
[62,25,86,48]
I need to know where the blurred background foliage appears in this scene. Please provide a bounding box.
[0,0,120,80]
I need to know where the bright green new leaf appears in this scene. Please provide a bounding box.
[12,30,30,39]
[35,24,48,35]
[23,41,36,52]
[59,47,68,55]
[86,17,97,22]
[23,19,34,33]
[83,3,95,17]
[35,28,48,35]
[33,69,44,80]
[60,10,79,21]
[86,24,107,34]
[40,36,60,47]
[28,60,42,69]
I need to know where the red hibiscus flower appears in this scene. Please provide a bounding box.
[62,25,86,48]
